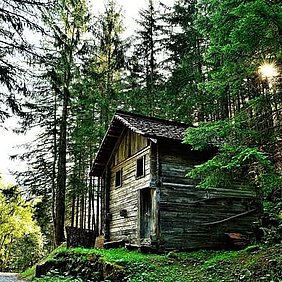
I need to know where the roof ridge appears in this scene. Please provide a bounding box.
[114,114,145,135]
[115,110,190,127]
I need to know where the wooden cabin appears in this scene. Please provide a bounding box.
[90,111,260,250]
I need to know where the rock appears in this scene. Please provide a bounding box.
[167,251,178,260]
[35,260,57,277]
[35,250,125,281]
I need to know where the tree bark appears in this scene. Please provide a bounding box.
[55,86,69,246]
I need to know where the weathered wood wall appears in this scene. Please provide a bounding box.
[113,129,148,166]
[158,140,260,250]
[108,129,151,244]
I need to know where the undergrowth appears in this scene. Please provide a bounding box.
[22,244,282,282]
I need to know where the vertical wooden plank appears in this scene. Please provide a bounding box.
[95,177,100,233]
[136,189,141,245]
[150,140,161,240]
[100,177,105,236]
[155,141,161,239]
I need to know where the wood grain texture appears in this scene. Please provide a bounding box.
[101,131,259,250]
[108,131,151,244]
[158,139,259,250]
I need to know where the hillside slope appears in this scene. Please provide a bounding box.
[22,244,282,282]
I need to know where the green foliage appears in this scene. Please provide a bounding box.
[49,245,164,264]
[203,251,240,268]
[33,275,82,282]
[182,0,282,206]
[161,0,205,122]
[24,245,282,282]
[0,179,44,271]
[125,0,168,117]
[21,265,36,280]
[260,201,282,245]
[7,233,44,271]
[185,118,281,196]
[0,0,46,121]
[194,0,282,123]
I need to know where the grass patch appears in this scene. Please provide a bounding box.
[203,250,240,268]
[33,275,82,282]
[21,244,67,281]
[21,266,36,280]
[22,244,282,282]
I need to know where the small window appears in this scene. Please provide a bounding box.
[136,156,145,178]
[115,169,122,188]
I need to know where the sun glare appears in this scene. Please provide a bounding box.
[258,63,278,79]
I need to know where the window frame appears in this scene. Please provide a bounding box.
[136,155,145,179]
[115,168,122,188]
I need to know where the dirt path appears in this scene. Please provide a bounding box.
[0,273,25,282]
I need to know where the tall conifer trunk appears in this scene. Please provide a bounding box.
[55,86,69,246]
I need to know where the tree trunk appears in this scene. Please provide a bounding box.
[96,177,100,235]
[51,91,58,247]
[71,194,75,228]
[55,86,69,246]
[75,195,79,228]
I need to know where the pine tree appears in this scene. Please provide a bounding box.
[162,0,207,123]
[184,0,282,199]
[0,0,47,122]
[65,0,126,233]
[44,0,91,246]
[93,0,126,128]
[15,0,126,246]
[16,0,92,246]
[127,0,164,116]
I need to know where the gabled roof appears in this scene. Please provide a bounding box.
[90,110,190,177]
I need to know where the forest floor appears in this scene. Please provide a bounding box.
[21,243,282,282]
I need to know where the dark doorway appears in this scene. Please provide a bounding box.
[140,188,154,239]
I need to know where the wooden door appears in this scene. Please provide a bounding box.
[140,188,154,240]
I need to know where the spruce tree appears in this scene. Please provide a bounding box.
[127,0,164,116]
[0,0,47,122]
[16,0,92,246]
[184,0,282,199]
[162,0,206,123]
[66,0,126,232]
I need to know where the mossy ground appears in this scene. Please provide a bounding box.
[22,244,282,282]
